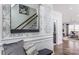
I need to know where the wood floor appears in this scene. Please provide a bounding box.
[54,37,79,55]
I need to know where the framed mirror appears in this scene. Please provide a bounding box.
[11,4,39,33]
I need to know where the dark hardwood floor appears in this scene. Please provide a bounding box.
[54,37,79,55]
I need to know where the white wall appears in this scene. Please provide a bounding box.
[40,5,53,35]
[0,5,2,42]
[0,4,54,54]
[0,4,2,55]
[53,11,63,45]
[2,4,53,40]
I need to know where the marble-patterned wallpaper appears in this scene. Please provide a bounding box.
[2,4,53,40]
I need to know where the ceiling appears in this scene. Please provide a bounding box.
[53,4,79,24]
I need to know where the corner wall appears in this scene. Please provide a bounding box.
[53,11,63,45]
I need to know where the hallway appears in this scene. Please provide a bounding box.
[54,37,79,55]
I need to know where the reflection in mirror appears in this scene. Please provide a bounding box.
[11,4,39,33]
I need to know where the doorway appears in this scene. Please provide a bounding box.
[53,22,56,44]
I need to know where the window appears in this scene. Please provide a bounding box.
[69,24,79,34]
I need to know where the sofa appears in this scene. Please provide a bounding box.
[2,40,53,55]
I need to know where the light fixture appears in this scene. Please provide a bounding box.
[69,7,72,10]
[77,14,79,17]
[11,4,15,7]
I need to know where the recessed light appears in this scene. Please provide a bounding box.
[77,14,79,17]
[69,7,72,10]
[11,4,15,7]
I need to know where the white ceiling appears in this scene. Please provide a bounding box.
[53,4,79,24]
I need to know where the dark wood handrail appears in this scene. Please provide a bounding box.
[15,13,37,29]
[21,15,38,29]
